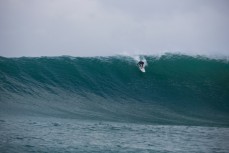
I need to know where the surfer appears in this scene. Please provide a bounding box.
[138,61,144,68]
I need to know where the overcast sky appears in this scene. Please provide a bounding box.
[0,0,229,57]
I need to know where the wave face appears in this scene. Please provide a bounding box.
[0,54,229,126]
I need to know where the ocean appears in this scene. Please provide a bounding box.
[0,54,229,152]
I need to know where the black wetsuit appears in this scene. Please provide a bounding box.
[138,61,144,68]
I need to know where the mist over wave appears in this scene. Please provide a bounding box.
[0,53,229,126]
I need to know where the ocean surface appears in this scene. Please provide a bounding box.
[0,54,229,152]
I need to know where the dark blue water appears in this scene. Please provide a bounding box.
[0,54,229,152]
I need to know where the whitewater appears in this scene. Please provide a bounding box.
[0,54,229,152]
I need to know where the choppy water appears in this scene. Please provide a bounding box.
[1,117,229,153]
[0,54,229,152]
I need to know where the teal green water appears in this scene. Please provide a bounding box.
[0,54,229,126]
[0,54,229,152]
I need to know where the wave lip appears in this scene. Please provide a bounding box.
[0,54,229,126]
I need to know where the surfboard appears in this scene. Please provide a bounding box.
[139,66,145,72]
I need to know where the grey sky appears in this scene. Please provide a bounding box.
[0,0,229,57]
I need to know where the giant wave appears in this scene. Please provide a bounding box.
[0,54,229,126]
